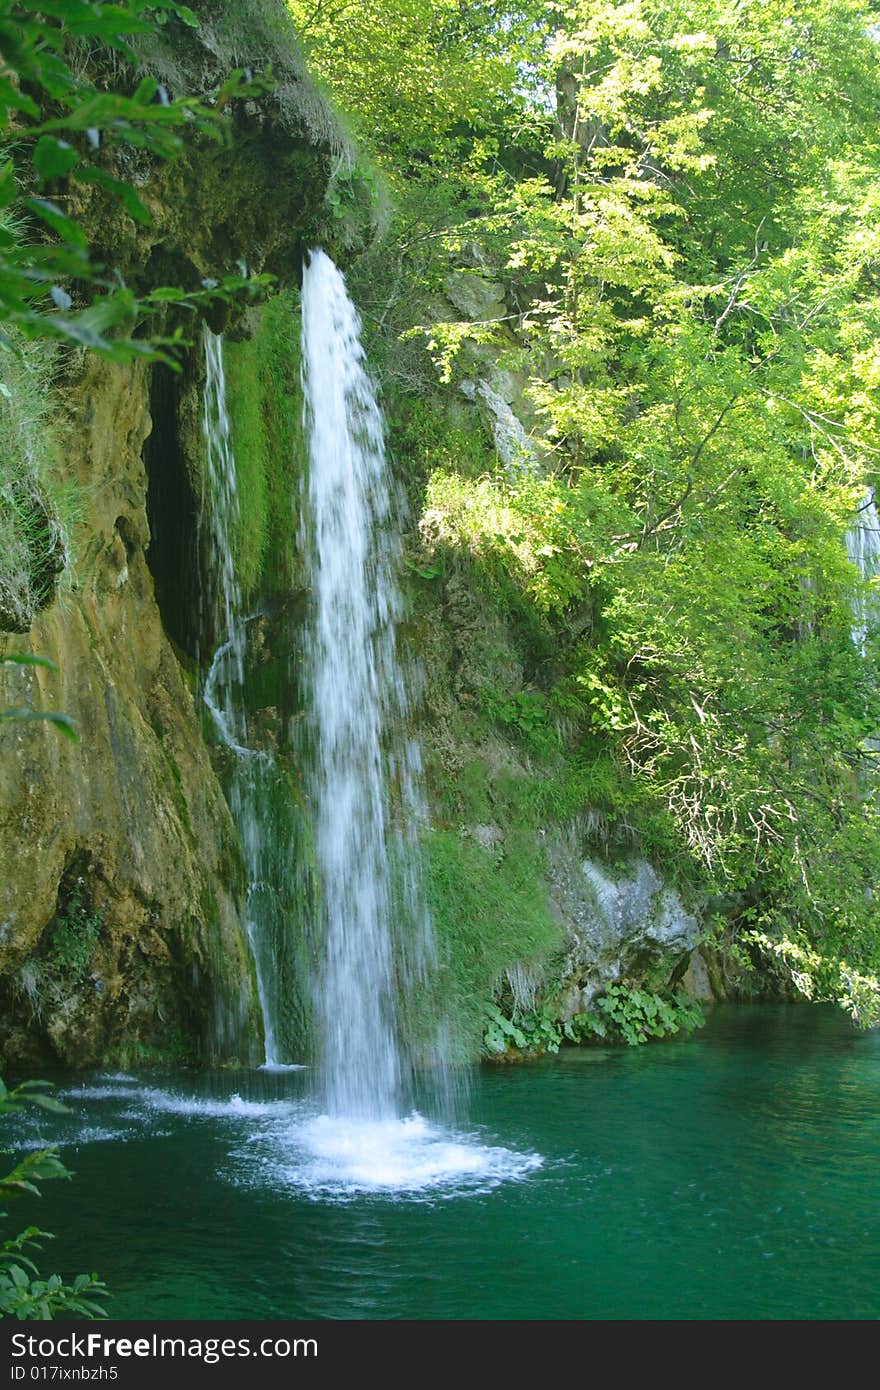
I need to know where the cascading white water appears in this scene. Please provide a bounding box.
[847,490,880,755]
[288,251,539,1191]
[299,248,434,1120]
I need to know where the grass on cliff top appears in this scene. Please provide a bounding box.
[0,318,77,630]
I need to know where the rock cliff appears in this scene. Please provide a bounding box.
[0,6,360,1067]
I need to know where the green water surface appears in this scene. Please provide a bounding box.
[7,1005,880,1320]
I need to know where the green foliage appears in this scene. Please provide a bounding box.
[331,0,880,1023]
[483,1002,528,1054]
[483,999,566,1056]
[570,984,705,1048]
[0,1079,107,1320]
[391,395,494,491]
[1,1267,108,1323]
[46,880,103,978]
[480,688,558,757]
[483,984,704,1055]
[742,928,880,1030]
[0,1,270,363]
[286,0,544,173]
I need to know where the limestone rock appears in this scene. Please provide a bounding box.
[681,948,716,1002]
[443,270,507,322]
[547,839,702,1016]
[460,378,540,476]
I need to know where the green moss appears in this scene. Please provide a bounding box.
[428,742,665,841]
[159,745,194,843]
[419,826,563,1057]
[222,337,270,594]
[132,0,352,162]
[222,292,307,602]
[389,393,495,499]
[101,1029,195,1068]
[241,654,289,713]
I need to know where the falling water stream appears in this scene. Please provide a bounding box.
[846,490,880,753]
[299,248,434,1120]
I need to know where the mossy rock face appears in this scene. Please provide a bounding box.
[0,354,265,1068]
[66,1,378,318]
[221,294,308,605]
[416,825,563,1060]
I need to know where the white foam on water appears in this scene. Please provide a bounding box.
[60,1085,142,1102]
[7,1079,543,1200]
[69,1126,131,1146]
[129,1086,295,1121]
[259,1063,308,1074]
[234,1110,543,1202]
[9,1135,71,1153]
[58,1082,295,1123]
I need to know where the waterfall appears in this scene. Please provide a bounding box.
[200,328,287,1068]
[195,262,537,1194]
[299,249,434,1120]
[847,490,880,757]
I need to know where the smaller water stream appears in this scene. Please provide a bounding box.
[201,327,290,1067]
[846,490,880,657]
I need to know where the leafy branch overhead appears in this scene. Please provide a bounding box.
[0,1078,107,1319]
[0,0,273,361]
